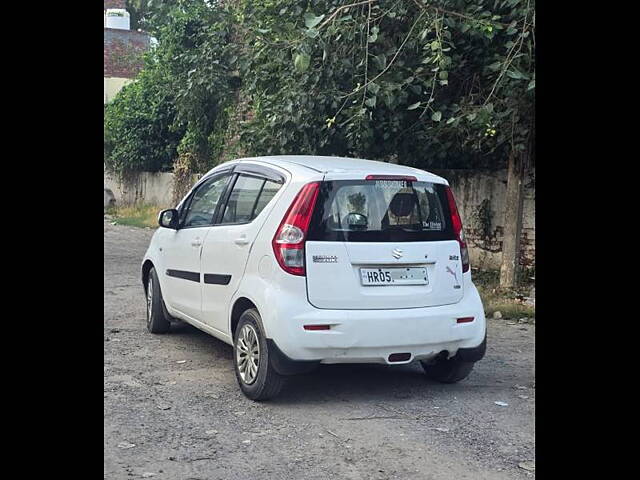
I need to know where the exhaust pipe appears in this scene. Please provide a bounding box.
[388,353,411,363]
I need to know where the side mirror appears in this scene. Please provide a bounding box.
[158,209,179,229]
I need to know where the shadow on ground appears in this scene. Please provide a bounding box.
[165,320,498,406]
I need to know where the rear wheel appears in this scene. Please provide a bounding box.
[421,356,474,383]
[233,309,284,400]
[146,267,170,334]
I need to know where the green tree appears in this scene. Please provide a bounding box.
[104,0,236,176]
[110,0,534,173]
[104,62,184,174]
[105,0,535,286]
[125,0,178,31]
[233,0,534,172]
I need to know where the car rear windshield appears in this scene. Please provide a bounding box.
[307,179,455,242]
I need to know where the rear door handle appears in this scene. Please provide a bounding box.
[234,236,250,246]
[191,238,202,247]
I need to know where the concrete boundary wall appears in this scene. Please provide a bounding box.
[431,168,535,271]
[104,171,198,208]
[104,168,535,270]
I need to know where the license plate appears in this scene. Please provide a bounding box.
[360,267,428,286]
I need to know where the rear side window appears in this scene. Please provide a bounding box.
[307,179,454,242]
[252,180,281,217]
[221,175,282,224]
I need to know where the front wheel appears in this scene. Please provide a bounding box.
[146,267,170,334]
[421,356,475,383]
[233,309,285,401]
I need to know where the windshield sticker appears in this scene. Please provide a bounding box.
[375,180,406,189]
[423,221,443,230]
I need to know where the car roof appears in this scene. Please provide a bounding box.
[227,155,447,184]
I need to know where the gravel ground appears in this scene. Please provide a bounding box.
[104,219,535,480]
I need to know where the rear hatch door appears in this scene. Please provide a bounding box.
[305,176,464,310]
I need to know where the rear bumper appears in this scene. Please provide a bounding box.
[266,279,486,365]
[456,333,487,362]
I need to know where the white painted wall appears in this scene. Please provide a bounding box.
[104,77,133,104]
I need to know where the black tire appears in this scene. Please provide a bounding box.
[146,267,171,334]
[233,309,285,401]
[421,356,475,383]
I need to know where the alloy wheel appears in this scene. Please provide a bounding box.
[146,277,153,323]
[236,324,260,384]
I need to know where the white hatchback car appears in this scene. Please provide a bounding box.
[142,156,486,400]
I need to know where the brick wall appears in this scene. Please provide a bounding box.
[104,0,126,9]
[104,28,150,78]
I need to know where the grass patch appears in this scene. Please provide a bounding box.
[106,204,161,229]
[473,268,535,320]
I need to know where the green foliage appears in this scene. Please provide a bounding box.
[234,0,535,169]
[125,0,178,31]
[105,0,535,174]
[104,0,235,175]
[104,64,184,174]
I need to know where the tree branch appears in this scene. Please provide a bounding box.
[340,9,426,99]
[419,11,443,119]
[409,0,514,27]
[317,0,379,31]
[361,1,372,108]
[484,0,532,105]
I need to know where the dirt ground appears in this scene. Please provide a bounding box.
[104,219,535,480]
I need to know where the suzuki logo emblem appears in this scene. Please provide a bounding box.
[392,248,403,259]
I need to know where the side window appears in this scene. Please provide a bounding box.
[252,180,282,218]
[182,174,230,228]
[221,175,282,224]
[221,175,264,224]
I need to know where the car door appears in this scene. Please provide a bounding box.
[200,169,285,334]
[160,172,233,320]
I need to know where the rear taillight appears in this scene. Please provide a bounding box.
[445,186,470,273]
[272,182,321,276]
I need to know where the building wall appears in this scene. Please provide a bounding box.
[431,168,535,272]
[104,28,150,79]
[104,171,199,208]
[104,168,535,271]
[104,77,133,104]
[104,0,126,9]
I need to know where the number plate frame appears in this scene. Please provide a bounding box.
[360,267,428,286]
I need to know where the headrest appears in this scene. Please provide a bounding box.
[388,192,416,217]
